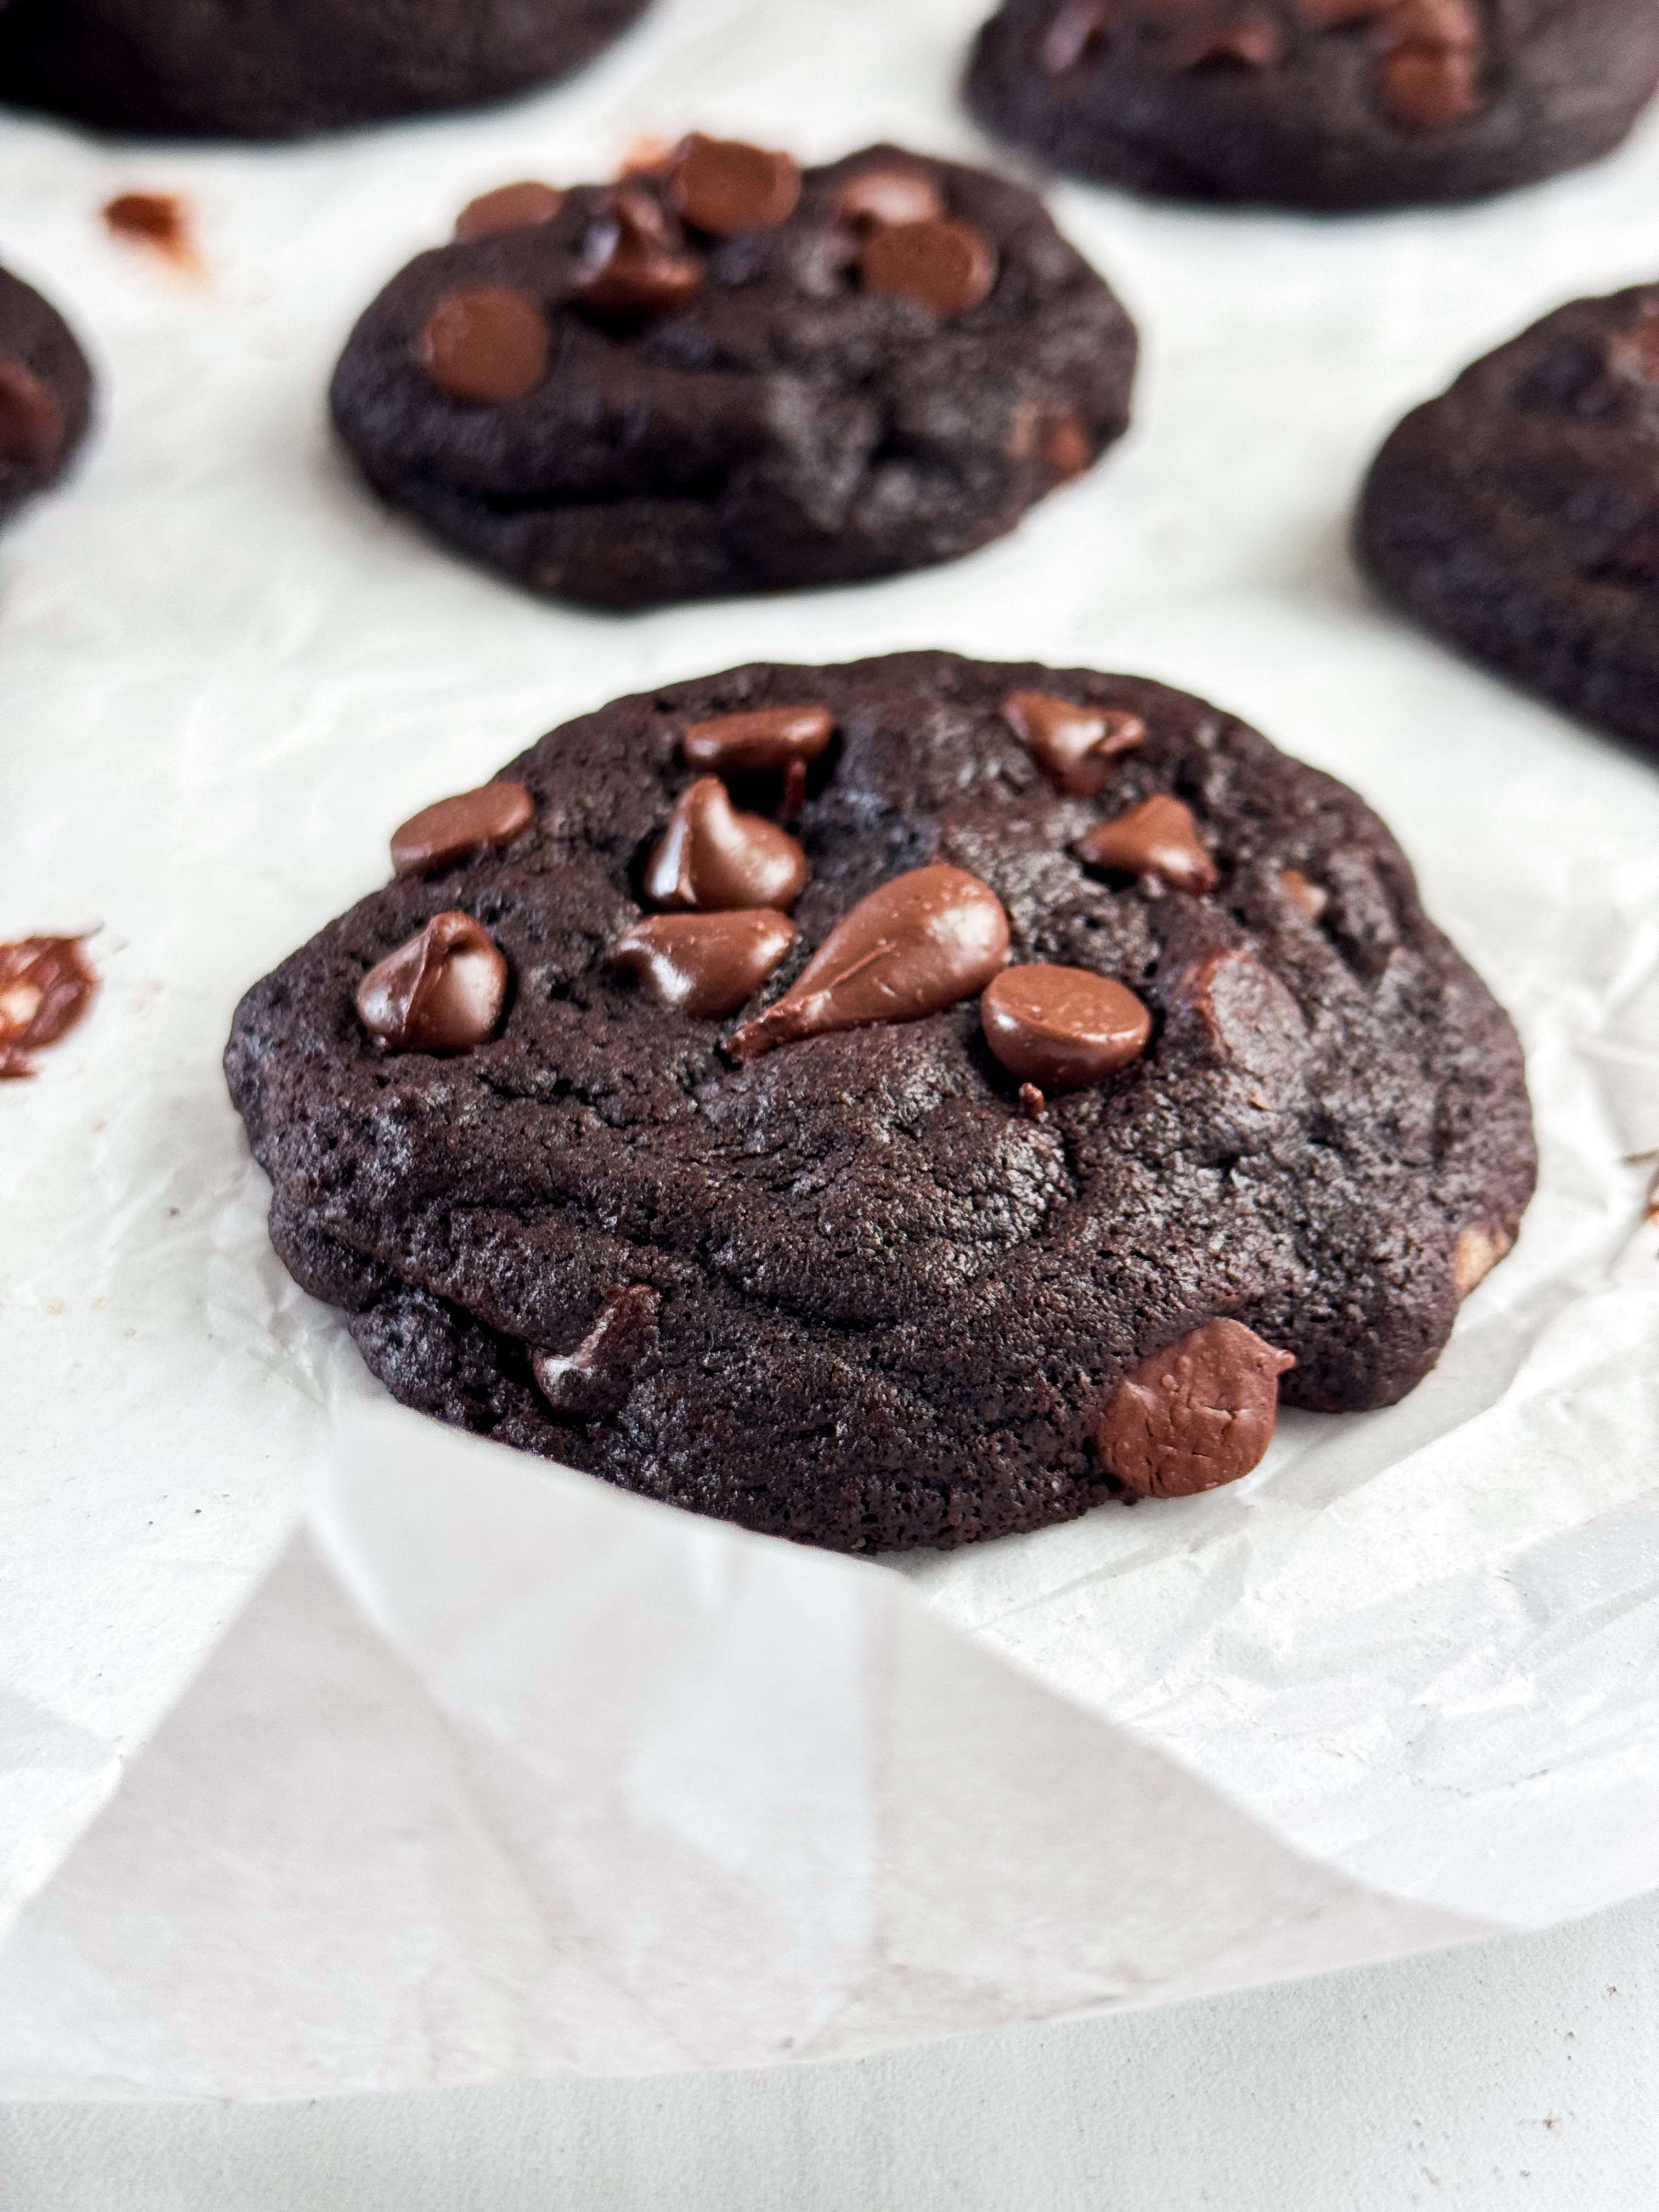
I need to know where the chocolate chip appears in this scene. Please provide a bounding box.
[1001,690,1145,797]
[1375,42,1482,129]
[1170,947,1307,1105]
[356,911,507,1052]
[417,286,549,403]
[780,759,809,822]
[859,219,998,319]
[0,357,65,469]
[1097,1318,1296,1499]
[613,909,798,1017]
[727,863,1009,1062]
[667,134,802,235]
[1170,10,1286,67]
[833,165,946,230]
[532,1285,661,1417]
[454,180,565,242]
[1280,868,1329,920]
[571,188,704,322]
[682,704,836,777]
[1074,794,1217,893]
[1045,414,1093,481]
[103,191,198,270]
[981,964,1151,1093]
[644,777,808,912]
[1040,0,1108,72]
[1019,1081,1047,1119]
[1455,1222,1514,1297]
[0,935,97,1079]
[390,782,535,877]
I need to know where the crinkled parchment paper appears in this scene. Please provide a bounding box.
[3,0,1659,2099]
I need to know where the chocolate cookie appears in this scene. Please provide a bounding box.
[329,140,1137,607]
[0,265,92,530]
[0,0,650,138]
[964,0,1659,212]
[225,652,1535,1554]
[1359,286,1659,757]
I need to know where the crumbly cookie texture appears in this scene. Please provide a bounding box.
[225,652,1535,1554]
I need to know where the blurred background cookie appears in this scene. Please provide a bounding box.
[0,264,92,529]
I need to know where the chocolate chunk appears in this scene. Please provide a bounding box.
[1171,10,1286,67]
[667,134,802,235]
[0,935,97,1079]
[1455,1222,1514,1297]
[1001,689,1145,796]
[1171,947,1307,1104]
[1097,1318,1295,1498]
[454,180,565,242]
[644,777,808,912]
[417,286,549,403]
[1040,0,1107,72]
[682,704,836,778]
[356,911,507,1052]
[833,165,947,230]
[981,963,1150,1093]
[859,219,998,319]
[1280,868,1328,920]
[1019,1081,1047,1118]
[391,781,535,877]
[570,188,703,323]
[1075,793,1217,893]
[727,862,1009,1062]
[0,356,65,468]
[613,908,797,1018]
[532,1285,661,1417]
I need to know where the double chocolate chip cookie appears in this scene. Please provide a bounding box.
[965,0,1659,211]
[0,266,92,531]
[1359,286,1659,758]
[225,652,1535,1554]
[0,0,650,138]
[329,139,1137,607]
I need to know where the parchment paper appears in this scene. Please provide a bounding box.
[3,0,1659,2098]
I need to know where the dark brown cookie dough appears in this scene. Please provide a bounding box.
[225,653,1534,1554]
[964,0,1659,212]
[329,142,1137,608]
[1359,285,1659,758]
[0,0,651,139]
[0,265,92,529]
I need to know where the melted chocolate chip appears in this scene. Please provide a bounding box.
[1001,690,1145,797]
[570,188,703,323]
[532,1285,661,1417]
[1097,1318,1296,1498]
[1170,947,1307,1105]
[1074,794,1217,893]
[417,286,549,403]
[859,219,998,319]
[356,911,507,1052]
[667,135,802,235]
[0,357,65,469]
[613,908,798,1017]
[454,180,565,242]
[833,166,946,230]
[682,704,836,778]
[726,863,1009,1062]
[0,935,98,1079]
[644,777,808,912]
[981,964,1151,1093]
[391,782,535,877]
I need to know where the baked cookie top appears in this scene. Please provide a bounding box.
[0,265,93,529]
[329,140,1137,606]
[225,652,1534,1553]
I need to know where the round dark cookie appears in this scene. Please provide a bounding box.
[0,0,651,139]
[0,264,93,529]
[964,0,1659,212]
[1359,285,1659,758]
[224,652,1535,1554]
[329,144,1137,608]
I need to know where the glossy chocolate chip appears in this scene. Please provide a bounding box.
[667,134,802,235]
[612,909,797,1018]
[859,219,998,318]
[1170,947,1307,1107]
[644,778,808,912]
[417,287,549,403]
[833,165,946,230]
[0,357,65,469]
[356,911,507,1052]
[532,1285,661,1417]
[726,863,1009,1062]
[1075,794,1217,894]
[1096,1319,1296,1499]
[1001,690,1145,797]
[981,964,1151,1094]
[454,180,565,242]
[0,935,97,1079]
[570,188,703,322]
[391,782,534,877]
[682,704,836,778]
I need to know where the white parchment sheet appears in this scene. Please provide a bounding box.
[3,0,1659,2098]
